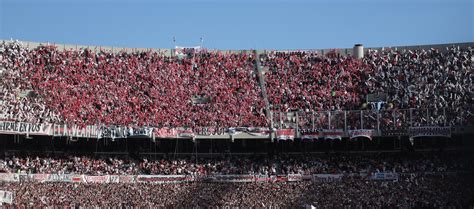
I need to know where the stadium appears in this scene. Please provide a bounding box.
[1,0,474,207]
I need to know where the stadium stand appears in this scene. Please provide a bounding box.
[1,174,473,207]
[0,152,468,175]
[0,41,266,128]
[1,41,472,132]
[0,151,473,207]
[261,46,473,129]
[0,40,473,207]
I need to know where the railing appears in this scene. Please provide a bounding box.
[0,107,472,139]
[272,108,472,134]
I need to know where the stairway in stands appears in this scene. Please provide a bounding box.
[253,50,273,129]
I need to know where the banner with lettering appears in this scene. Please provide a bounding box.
[175,46,201,56]
[53,124,68,136]
[154,127,179,138]
[136,175,192,183]
[300,129,344,140]
[207,175,255,183]
[194,127,226,136]
[97,126,153,139]
[118,175,136,183]
[271,175,288,182]
[65,125,99,138]
[0,173,19,182]
[254,174,271,182]
[128,127,153,138]
[97,126,129,139]
[312,174,343,182]
[50,174,82,183]
[82,175,110,183]
[0,121,52,136]
[408,126,451,138]
[19,174,82,183]
[300,129,324,139]
[276,129,295,140]
[287,174,303,182]
[0,190,13,205]
[349,129,375,140]
[0,173,416,185]
[24,174,50,182]
[109,175,120,183]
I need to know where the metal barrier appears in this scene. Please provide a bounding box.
[272,108,472,134]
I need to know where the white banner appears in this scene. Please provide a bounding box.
[21,174,83,183]
[119,175,136,183]
[66,125,99,138]
[0,190,13,205]
[175,46,201,56]
[0,173,19,182]
[109,175,120,183]
[287,174,303,182]
[228,127,271,137]
[136,175,192,184]
[25,174,50,182]
[0,121,52,136]
[82,175,110,183]
[53,124,68,136]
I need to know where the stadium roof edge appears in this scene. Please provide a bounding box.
[1,39,473,56]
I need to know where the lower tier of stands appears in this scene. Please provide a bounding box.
[1,174,473,207]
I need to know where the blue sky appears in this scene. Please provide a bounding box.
[1,0,472,50]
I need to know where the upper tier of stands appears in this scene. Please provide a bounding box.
[1,40,472,129]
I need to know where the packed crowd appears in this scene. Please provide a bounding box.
[1,41,472,129]
[261,47,473,128]
[364,47,473,127]
[0,41,62,124]
[1,174,473,207]
[261,51,369,112]
[0,156,139,175]
[0,152,469,175]
[0,41,266,128]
